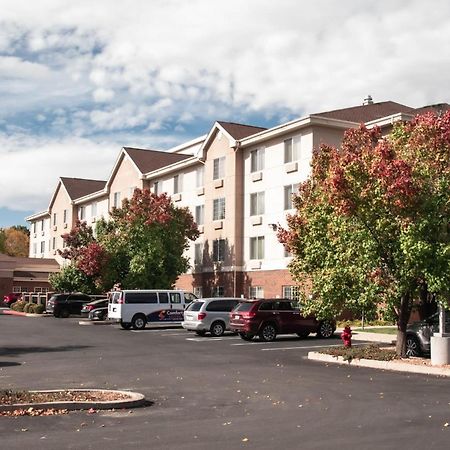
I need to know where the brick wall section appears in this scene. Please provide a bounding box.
[176,269,297,298]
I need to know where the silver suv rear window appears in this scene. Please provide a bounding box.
[186,301,204,312]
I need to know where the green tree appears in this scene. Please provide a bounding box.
[49,264,99,294]
[52,189,199,293]
[278,112,450,356]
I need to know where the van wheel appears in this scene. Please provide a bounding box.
[239,332,254,341]
[60,308,70,318]
[132,314,147,330]
[259,323,277,342]
[317,321,334,338]
[120,321,132,330]
[210,321,225,337]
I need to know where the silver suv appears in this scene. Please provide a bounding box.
[182,298,241,337]
[406,312,450,357]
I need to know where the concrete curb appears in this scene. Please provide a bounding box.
[308,351,450,377]
[1,310,49,318]
[0,389,146,412]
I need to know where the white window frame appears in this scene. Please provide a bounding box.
[250,148,265,173]
[196,166,204,187]
[282,285,301,302]
[213,157,225,180]
[284,184,298,210]
[212,286,225,297]
[63,209,68,224]
[250,192,265,216]
[250,236,265,260]
[153,181,159,195]
[79,205,86,220]
[249,286,264,299]
[91,202,97,218]
[173,174,182,194]
[213,198,226,221]
[113,192,121,208]
[194,243,204,265]
[213,239,226,262]
[195,205,204,225]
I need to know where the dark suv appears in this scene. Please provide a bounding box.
[229,299,336,342]
[46,293,92,318]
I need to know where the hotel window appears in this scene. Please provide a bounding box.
[196,166,204,187]
[212,286,224,297]
[53,213,57,226]
[213,198,225,221]
[213,239,226,262]
[79,206,86,220]
[249,286,264,299]
[52,237,56,250]
[194,243,204,264]
[63,209,68,223]
[195,205,204,225]
[153,181,160,195]
[113,192,121,208]
[250,148,264,173]
[13,286,22,293]
[250,236,265,260]
[250,192,265,216]
[41,220,44,232]
[284,184,299,210]
[40,241,45,254]
[91,202,97,217]
[32,222,36,233]
[282,285,301,302]
[213,157,225,180]
[193,286,203,298]
[284,137,300,163]
[33,243,37,255]
[173,174,181,194]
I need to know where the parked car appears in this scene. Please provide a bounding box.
[229,298,336,342]
[3,292,22,307]
[406,312,450,357]
[88,306,108,321]
[81,298,108,320]
[182,297,241,337]
[46,293,92,318]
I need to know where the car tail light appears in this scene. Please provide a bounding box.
[198,312,206,320]
[242,311,257,319]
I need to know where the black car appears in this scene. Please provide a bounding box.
[46,293,92,318]
[81,298,108,320]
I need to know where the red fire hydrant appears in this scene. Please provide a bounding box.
[341,325,352,348]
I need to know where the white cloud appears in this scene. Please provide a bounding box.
[0,0,450,215]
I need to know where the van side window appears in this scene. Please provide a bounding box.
[126,292,158,304]
[159,292,169,304]
[170,293,181,304]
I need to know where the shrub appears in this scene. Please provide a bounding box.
[23,303,33,313]
[322,344,397,362]
[33,304,45,314]
[12,300,27,312]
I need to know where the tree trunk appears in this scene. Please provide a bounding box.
[396,292,412,357]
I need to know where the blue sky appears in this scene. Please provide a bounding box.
[1,0,450,228]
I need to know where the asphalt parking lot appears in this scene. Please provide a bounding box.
[1,314,449,450]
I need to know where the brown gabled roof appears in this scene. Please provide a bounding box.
[60,177,106,200]
[414,103,450,116]
[314,101,417,124]
[217,121,267,140]
[124,147,192,174]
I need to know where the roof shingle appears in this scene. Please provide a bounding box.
[314,101,417,123]
[217,121,267,140]
[124,147,192,174]
[60,178,106,200]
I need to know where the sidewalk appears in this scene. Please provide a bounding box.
[0,308,49,318]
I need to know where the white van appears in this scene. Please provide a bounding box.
[108,290,197,330]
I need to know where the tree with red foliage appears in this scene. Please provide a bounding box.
[279,112,450,356]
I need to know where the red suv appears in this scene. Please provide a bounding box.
[229,299,336,342]
[3,293,22,307]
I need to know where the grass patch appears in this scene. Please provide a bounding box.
[336,320,394,328]
[321,344,397,362]
[353,327,397,335]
